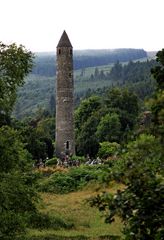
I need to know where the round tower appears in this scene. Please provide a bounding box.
[55,31,75,157]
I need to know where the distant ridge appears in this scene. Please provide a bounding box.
[35,48,147,56]
[32,48,147,77]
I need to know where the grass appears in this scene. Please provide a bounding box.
[27,181,123,239]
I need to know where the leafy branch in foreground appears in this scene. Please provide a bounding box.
[90,134,164,240]
[0,42,33,122]
[0,126,38,240]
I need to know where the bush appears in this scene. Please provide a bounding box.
[45,157,58,166]
[71,155,86,164]
[98,142,120,159]
[37,165,108,194]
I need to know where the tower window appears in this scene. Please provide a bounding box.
[58,49,61,55]
[69,73,72,77]
[70,49,72,55]
[66,141,69,150]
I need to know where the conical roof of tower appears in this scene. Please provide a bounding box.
[57,30,72,48]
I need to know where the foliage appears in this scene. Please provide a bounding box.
[75,96,102,156]
[0,41,39,239]
[75,95,101,129]
[124,134,162,173]
[151,49,164,143]
[151,49,164,90]
[75,88,139,156]
[90,51,164,239]
[110,59,156,84]
[70,155,86,163]
[104,87,139,131]
[0,42,33,118]
[96,113,121,142]
[45,157,58,166]
[76,112,100,157]
[20,125,54,161]
[37,165,108,194]
[21,125,46,160]
[0,125,31,172]
[36,116,55,139]
[13,54,156,120]
[0,126,38,240]
[90,134,164,240]
[98,142,120,159]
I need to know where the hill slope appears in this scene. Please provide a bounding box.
[32,48,147,77]
[13,49,157,119]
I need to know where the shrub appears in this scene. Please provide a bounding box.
[45,157,58,166]
[98,142,120,159]
[70,155,86,164]
[37,165,108,194]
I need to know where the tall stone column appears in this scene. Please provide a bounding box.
[55,31,75,157]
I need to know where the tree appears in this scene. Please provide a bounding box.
[96,113,121,142]
[75,88,139,156]
[104,88,139,132]
[36,116,55,140]
[21,125,53,161]
[98,142,120,159]
[151,49,164,90]
[75,95,103,156]
[95,52,163,239]
[0,42,37,240]
[75,95,101,129]
[0,126,37,239]
[151,49,164,143]
[0,126,31,173]
[110,60,123,80]
[91,134,163,240]
[88,49,164,240]
[76,112,100,157]
[94,67,99,79]
[0,42,33,123]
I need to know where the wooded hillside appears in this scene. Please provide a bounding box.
[13,51,157,119]
[32,48,147,76]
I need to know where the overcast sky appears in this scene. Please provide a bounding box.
[0,0,163,52]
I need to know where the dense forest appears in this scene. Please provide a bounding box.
[0,42,163,240]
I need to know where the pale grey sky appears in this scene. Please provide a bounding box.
[0,0,163,52]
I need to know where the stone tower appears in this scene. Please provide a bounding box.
[55,30,75,157]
